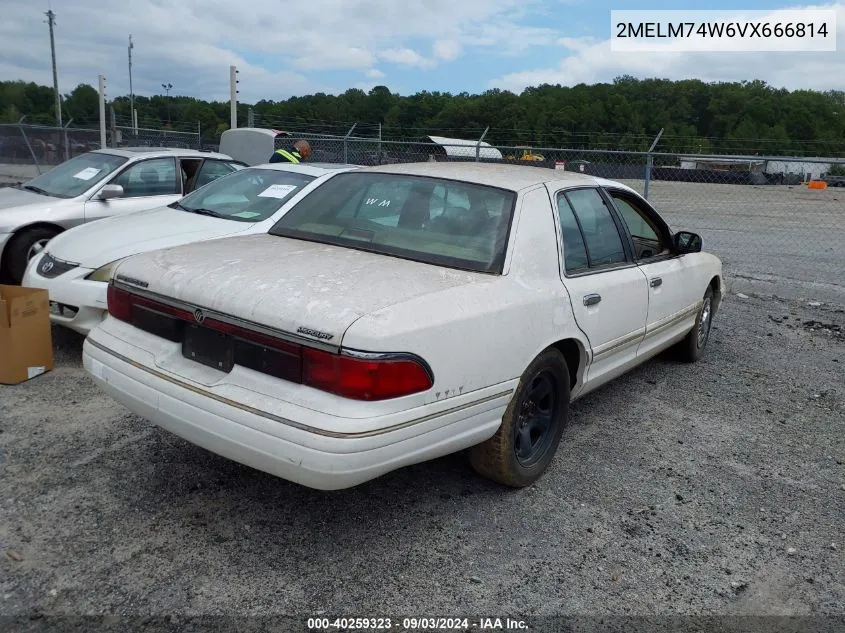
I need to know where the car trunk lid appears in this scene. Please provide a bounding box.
[112,233,487,346]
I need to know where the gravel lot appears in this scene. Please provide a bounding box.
[1,292,843,620]
[0,178,843,625]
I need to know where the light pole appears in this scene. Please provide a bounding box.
[128,35,135,134]
[161,82,172,125]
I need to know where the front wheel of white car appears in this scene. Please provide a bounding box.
[676,285,715,363]
[3,226,60,284]
[469,348,570,488]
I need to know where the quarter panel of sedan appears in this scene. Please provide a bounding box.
[341,185,588,412]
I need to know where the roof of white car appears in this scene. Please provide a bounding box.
[357,161,625,192]
[94,147,234,161]
[246,162,361,177]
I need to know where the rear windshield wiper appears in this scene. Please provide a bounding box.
[21,184,50,195]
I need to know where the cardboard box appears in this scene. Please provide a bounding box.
[0,285,54,385]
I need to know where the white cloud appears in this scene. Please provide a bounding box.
[433,40,463,61]
[491,2,845,92]
[378,48,436,70]
[365,69,386,79]
[0,0,552,102]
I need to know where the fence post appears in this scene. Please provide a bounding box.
[197,121,201,149]
[643,128,664,200]
[17,116,42,175]
[109,106,117,148]
[98,74,107,150]
[476,126,489,162]
[343,123,357,164]
[63,118,73,162]
[247,107,255,127]
[377,122,382,165]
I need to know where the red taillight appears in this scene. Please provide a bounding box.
[107,283,433,400]
[106,283,132,321]
[302,348,432,401]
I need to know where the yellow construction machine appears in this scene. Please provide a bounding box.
[506,146,545,161]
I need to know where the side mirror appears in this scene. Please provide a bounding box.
[97,184,124,200]
[673,231,702,253]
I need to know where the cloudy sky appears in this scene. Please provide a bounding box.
[0,0,842,103]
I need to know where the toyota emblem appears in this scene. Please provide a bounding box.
[41,261,54,273]
[193,308,206,323]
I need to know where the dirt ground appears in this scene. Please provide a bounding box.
[1,291,842,621]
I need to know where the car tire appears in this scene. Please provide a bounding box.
[3,226,59,284]
[676,285,715,363]
[469,348,570,488]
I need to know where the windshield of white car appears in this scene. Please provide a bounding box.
[269,172,518,274]
[170,167,316,223]
[21,152,128,198]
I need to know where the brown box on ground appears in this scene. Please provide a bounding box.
[0,285,54,385]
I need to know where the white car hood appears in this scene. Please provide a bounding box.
[113,234,488,342]
[46,206,254,268]
[0,185,58,210]
[0,186,72,229]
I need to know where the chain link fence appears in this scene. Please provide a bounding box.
[0,123,103,183]
[279,133,845,303]
[0,122,201,185]
[2,122,843,302]
[113,126,201,150]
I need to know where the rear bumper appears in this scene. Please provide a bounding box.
[82,334,510,490]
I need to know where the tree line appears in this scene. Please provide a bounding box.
[1,76,843,156]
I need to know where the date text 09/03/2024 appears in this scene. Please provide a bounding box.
[307,617,530,631]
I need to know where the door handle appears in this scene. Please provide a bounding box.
[650,277,663,288]
[583,293,601,306]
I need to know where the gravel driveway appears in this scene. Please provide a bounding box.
[1,292,843,626]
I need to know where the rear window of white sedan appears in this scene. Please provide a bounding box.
[269,173,517,273]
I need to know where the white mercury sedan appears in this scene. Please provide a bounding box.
[23,162,358,335]
[83,162,723,490]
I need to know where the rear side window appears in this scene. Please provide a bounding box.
[556,195,589,273]
[562,188,627,268]
[111,157,180,197]
[194,160,236,189]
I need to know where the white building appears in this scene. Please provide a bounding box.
[677,156,765,172]
[763,158,843,181]
[427,135,503,160]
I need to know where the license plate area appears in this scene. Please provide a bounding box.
[182,324,234,373]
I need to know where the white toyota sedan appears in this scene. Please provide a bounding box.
[0,147,242,283]
[23,162,359,335]
[83,162,723,490]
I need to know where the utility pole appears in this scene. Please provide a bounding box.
[230,66,238,129]
[45,9,62,128]
[128,35,136,134]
